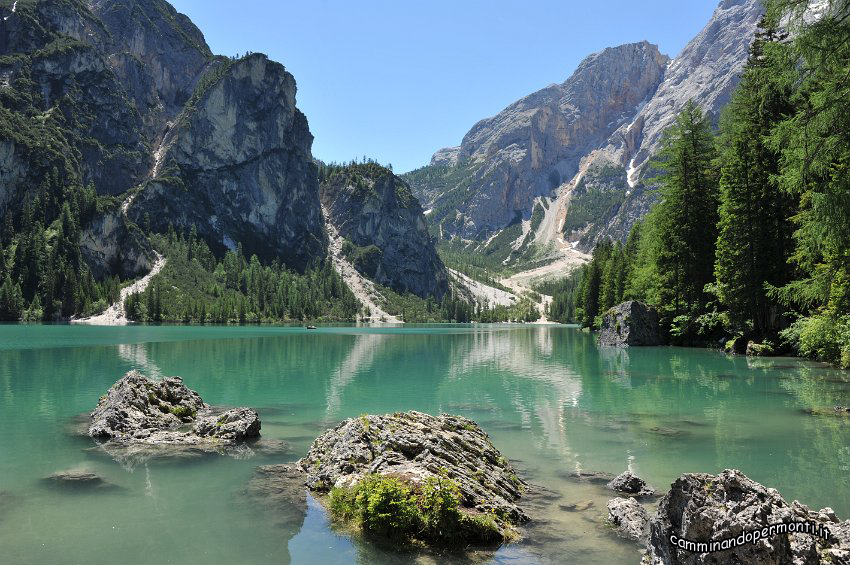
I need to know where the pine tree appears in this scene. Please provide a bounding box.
[0,274,23,321]
[650,100,720,337]
[715,16,796,339]
[768,0,850,319]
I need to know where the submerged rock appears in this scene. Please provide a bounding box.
[607,471,655,497]
[42,469,119,491]
[560,500,595,512]
[564,470,617,485]
[598,301,665,347]
[243,465,308,530]
[642,469,850,564]
[608,497,650,543]
[87,371,263,467]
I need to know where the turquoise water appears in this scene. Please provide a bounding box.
[1,324,849,564]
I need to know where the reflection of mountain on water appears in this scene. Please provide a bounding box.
[437,327,586,460]
[117,343,163,379]
[325,334,387,416]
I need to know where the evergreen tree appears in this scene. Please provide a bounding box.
[715,16,796,339]
[650,101,720,337]
[768,0,850,319]
[0,274,23,321]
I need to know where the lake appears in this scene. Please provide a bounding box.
[1,324,848,564]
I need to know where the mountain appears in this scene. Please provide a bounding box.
[406,0,763,270]
[320,163,448,299]
[0,0,445,321]
[407,41,669,241]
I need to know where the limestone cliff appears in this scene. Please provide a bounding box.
[407,0,763,259]
[0,0,326,276]
[127,54,327,268]
[321,163,448,299]
[406,42,669,241]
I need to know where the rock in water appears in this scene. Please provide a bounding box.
[194,408,261,441]
[262,411,526,546]
[608,497,650,543]
[643,469,850,564]
[598,301,664,347]
[299,412,525,521]
[42,469,119,491]
[607,470,655,497]
[89,371,208,439]
[87,371,263,466]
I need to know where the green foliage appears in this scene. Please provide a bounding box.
[328,472,504,546]
[341,240,382,279]
[329,475,422,541]
[563,163,627,234]
[541,272,582,323]
[649,101,720,339]
[714,17,797,339]
[170,405,195,419]
[766,0,850,320]
[781,315,850,367]
[125,229,362,323]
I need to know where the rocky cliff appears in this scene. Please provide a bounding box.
[583,0,764,249]
[127,54,327,267]
[0,0,326,275]
[321,163,448,298]
[408,0,763,261]
[407,41,669,242]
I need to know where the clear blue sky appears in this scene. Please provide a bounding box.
[169,0,719,173]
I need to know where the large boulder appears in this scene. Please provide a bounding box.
[607,470,655,497]
[608,497,650,543]
[298,411,526,522]
[87,371,265,467]
[599,301,665,347]
[89,371,208,439]
[643,469,850,565]
[260,411,527,547]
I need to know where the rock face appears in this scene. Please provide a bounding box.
[297,411,527,526]
[407,41,669,241]
[1,0,326,279]
[321,164,449,298]
[88,371,262,465]
[79,208,155,280]
[407,0,764,260]
[643,469,850,565]
[128,54,328,267]
[608,497,650,543]
[598,301,665,347]
[586,0,764,249]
